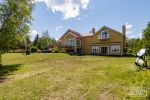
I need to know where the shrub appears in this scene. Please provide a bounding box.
[52,48,66,53]
[31,46,38,53]
[92,52,97,55]
[59,48,66,53]
[52,47,59,53]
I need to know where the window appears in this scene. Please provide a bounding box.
[111,45,120,53]
[92,46,99,53]
[100,31,109,39]
[76,40,81,46]
[66,39,75,46]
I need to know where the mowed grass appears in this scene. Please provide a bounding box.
[0,53,150,100]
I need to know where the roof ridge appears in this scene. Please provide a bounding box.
[68,29,81,36]
[102,26,123,35]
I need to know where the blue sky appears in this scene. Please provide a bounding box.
[31,0,150,40]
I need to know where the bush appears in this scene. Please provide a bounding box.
[59,48,66,53]
[52,48,66,53]
[52,47,59,53]
[31,46,38,53]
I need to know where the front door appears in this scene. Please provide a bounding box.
[101,47,108,54]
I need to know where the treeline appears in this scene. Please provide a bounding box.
[31,30,58,52]
[14,30,57,53]
[126,22,150,56]
[126,38,143,55]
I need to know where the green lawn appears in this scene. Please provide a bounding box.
[0,53,150,100]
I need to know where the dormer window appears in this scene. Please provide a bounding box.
[100,31,110,39]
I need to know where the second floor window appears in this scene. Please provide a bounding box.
[76,40,81,46]
[101,31,109,39]
[66,39,75,46]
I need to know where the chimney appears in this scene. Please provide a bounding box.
[92,28,95,34]
[122,25,126,36]
[122,25,126,55]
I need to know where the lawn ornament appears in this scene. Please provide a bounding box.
[137,49,146,57]
[26,43,30,55]
[26,50,30,55]
[135,48,147,71]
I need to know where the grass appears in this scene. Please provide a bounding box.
[0,53,150,100]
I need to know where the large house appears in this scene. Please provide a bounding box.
[59,25,126,55]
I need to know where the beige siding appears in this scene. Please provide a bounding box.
[59,27,124,55]
[82,27,124,55]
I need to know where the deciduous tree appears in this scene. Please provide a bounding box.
[0,0,34,67]
[143,22,150,55]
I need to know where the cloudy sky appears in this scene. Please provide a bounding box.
[31,0,150,40]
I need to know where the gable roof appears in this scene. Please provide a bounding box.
[59,26,123,39]
[59,29,82,40]
[82,26,123,37]
[82,33,94,37]
[101,26,123,35]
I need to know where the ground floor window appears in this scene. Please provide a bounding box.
[92,46,99,53]
[92,46,108,54]
[111,45,120,53]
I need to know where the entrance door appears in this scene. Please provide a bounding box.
[76,48,81,54]
[101,47,108,54]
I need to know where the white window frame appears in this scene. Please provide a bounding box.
[92,46,99,53]
[99,46,109,54]
[111,45,120,53]
[76,39,81,46]
[100,30,110,39]
[66,39,75,46]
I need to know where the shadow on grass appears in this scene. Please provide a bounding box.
[0,64,22,83]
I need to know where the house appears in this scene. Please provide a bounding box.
[59,25,126,55]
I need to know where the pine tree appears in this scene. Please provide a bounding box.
[33,34,39,46]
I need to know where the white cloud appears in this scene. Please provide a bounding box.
[95,26,99,30]
[35,0,90,19]
[126,31,133,35]
[30,30,38,35]
[55,37,59,41]
[129,35,136,39]
[125,22,133,30]
[83,14,89,18]
[55,26,64,31]
[29,30,38,41]
[139,33,143,39]
[77,17,81,20]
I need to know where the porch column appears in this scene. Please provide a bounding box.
[74,39,77,53]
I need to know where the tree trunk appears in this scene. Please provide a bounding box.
[0,53,2,68]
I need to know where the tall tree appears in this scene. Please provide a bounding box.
[0,0,34,67]
[33,34,39,46]
[37,31,51,50]
[16,34,26,52]
[126,38,143,55]
[143,22,150,55]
